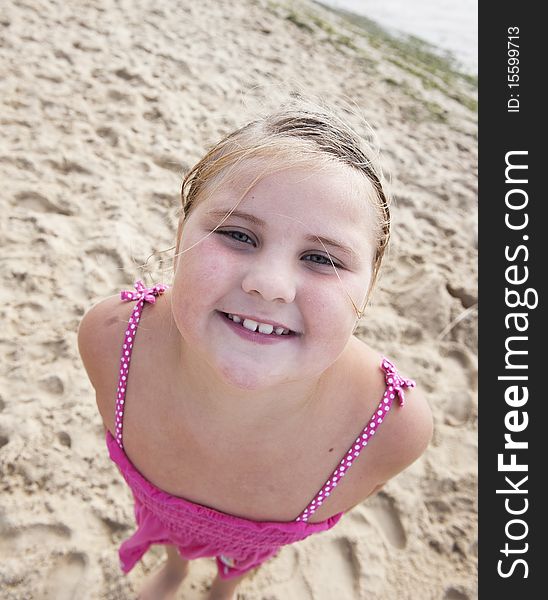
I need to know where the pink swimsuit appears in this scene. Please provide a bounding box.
[105,281,416,579]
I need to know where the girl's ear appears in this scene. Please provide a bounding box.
[173,216,185,272]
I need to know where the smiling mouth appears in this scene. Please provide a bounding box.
[220,312,295,336]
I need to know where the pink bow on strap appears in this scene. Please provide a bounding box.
[380,357,416,406]
[120,280,168,304]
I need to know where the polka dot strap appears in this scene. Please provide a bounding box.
[114,281,168,450]
[295,357,416,522]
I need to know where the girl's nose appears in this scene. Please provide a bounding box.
[241,258,297,304]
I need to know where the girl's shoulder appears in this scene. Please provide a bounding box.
[77,289,170,429]
[77,294,133,427]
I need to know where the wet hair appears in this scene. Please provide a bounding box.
[179,102,391,318]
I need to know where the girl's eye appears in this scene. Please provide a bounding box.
[303,254,343,269]
[217,230,255,245]
[216,230,343,269]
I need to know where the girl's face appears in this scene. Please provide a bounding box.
[171,161,378,390]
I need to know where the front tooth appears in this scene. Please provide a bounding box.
[243,318,259,332]
[232,314,242,323]
[258,323,274,335]
[275,327,285,335]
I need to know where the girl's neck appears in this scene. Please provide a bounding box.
[172,334,333,434]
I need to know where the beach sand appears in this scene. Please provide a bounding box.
[0,0,477,598]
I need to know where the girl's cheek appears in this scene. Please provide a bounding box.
[177,238,239,288]
[301,287,354,335]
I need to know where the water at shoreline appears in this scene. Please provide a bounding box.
[318,0,477,74]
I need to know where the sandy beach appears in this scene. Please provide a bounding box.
[0,0,477,598]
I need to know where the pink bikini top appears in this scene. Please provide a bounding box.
[107,281,415,528]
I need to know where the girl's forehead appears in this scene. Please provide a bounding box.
[202,162,377,228]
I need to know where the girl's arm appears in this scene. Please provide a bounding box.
[77,295,130,432]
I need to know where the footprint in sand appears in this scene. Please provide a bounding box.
[388,265,453,336]
[84,246,126,288]
[261,545,299,585]
[438,343,478,426]
[0,519,87,595]
[41,552,88,600]
[305,537,360,600]
[345,507,389,596]
[40,338,71,362]
[444,390,475,427]
[440,343,477,391]
[38,375,65,396]
[0,522,72,554]
[365,492,407,549]
[13,191,73,216]
[13,301,45,320]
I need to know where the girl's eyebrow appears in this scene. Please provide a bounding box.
[205,208,361,261]
[206,208,266,228]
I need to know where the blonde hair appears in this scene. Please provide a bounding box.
[178,102,391,319]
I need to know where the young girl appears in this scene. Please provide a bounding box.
[78,103,433,600]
